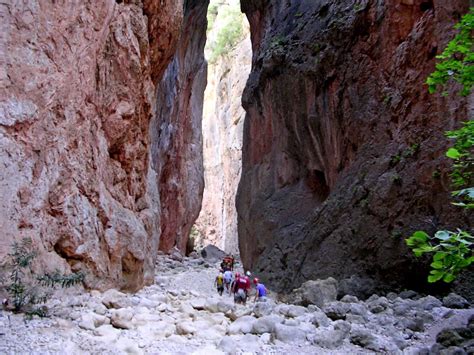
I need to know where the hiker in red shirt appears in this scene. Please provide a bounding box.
[232,272,249,305]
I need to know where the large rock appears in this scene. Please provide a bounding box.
[200,245,226,261]
[228,315,257,335]
[236,0,471,295]
[286,278,338,307]
[78,312,110,331]
[416,296,442,311]
[253,300,275,318]
[275,303,308,318]
[311,326,349,349]
[110,308,134,330]
[191,298,207,310]
[227,306,253,321]
[310,311,332,328]
[323,302,350,321]
[217,301,236,314]
[350,328,383,352]
[443,293,470,309]
[93,324,121,342]
[338,276,377,300]
[176,321,197,335]
[367,296,390,314]
[102,289,129,309]
[251,315,283,334]
[0,0,186,291]
[274,323,307,344]
[196,325,227,340]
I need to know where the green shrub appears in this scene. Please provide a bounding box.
[406,8,473,283]
[406,230,473,283]
[5,238,84,317]
[426,8,473,96]
[206,3,245,63]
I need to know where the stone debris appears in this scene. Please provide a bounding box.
[1,254,473,354]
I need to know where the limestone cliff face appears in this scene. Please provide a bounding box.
[153,0,209,254]
[237,0,471,293]
[195,30,251,254]
[0,0,183,291]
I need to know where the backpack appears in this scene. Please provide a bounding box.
[216,274,224,286]
[237,277,248,290]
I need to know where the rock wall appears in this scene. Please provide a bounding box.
[195,26,251,254]
[237,0,471,294]
[0,0,184,291]
[153,0,209,254]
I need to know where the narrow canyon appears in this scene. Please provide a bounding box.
[0,1,473,352]
[0,0,474,355]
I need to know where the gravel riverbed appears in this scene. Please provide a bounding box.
[1,254,473,354]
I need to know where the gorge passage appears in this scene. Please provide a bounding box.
[0,0,472,298]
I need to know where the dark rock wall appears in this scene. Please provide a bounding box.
[153,0,209,253]
[237,0,471,293]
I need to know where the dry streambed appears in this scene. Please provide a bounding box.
[1,254,473,354]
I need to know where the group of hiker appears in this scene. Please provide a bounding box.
[214,255,267,305]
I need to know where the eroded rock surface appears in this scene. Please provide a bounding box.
[153,0,209,253]
[0,0,184,290]
[237,0,471,293]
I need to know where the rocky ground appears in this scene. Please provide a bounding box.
[1,253,473,354]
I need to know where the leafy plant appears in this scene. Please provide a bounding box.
[207,3,219,32]
[5,238,84,316]
[7,238,38,312]
[406,8,473,283]
[390,154,401,166]
[406,230,474,283]
[206,3,245,63]
[426,8,473,96]
[402,143,420,158]
[38,271,86,289]
[445,120,474,191]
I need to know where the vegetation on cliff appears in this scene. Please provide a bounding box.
[406,8,473,283]
[205,0,245,63]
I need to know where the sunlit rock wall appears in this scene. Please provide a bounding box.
[0,0,183,291]
[196,35,251,254]
[195,0,251,254]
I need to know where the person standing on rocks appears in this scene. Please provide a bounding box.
[230,272,239,296]
[253,278,267,302]
[222,255,234,271]
[215,272,224,296]
[232,272,249,305]
[223,269,233,294]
